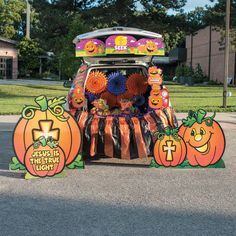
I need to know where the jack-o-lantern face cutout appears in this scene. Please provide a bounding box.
[148,67,163,86]
[179,109,225,167]
[85,41,97,55]
[148,66,162,78]
[71,86,85,108]
[149,95,162,109]
[145,41,157,53]
[154,127,187,167]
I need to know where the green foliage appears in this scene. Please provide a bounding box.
[163,31,185,53]
[0,0,25,39]
[192,64,209,83]
[175,64,193,77]
[18,37,44,76]
[59,13,88,79]
[175,64,209,84]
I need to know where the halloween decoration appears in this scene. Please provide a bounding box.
[24,141,66,177]
[13,96,81,166]
[126,73,148,95]
[12,95,83,178]
[86,71,108,94]
[148,66,163,91]
[148,94,163,109]
[120,99,137,114]
[100,91,118,108]
[107,72,127,96]
[179,109,225,167]
[133,95,145,107]
[71,86,85,108]
[85,92,99,102]
[91,98,110,116]
[154,127,187,167]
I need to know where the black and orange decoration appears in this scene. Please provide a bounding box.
[76,108,174,159]
[10,96,83,179]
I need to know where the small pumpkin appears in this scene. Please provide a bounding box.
[13,96,81,166]
[179,109,225,167]
[24,144,65,177]
[153,127,187,167]
[148,94,162,109]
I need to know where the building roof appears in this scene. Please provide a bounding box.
[0,36,17,45]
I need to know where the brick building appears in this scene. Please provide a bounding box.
[0,37,18,79]
[186,26,236,85]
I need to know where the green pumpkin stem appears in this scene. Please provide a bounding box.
[196,109,206,124]
[35,96,48,111]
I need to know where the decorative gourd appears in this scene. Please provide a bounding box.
[179,109,225,167]
[154,127,187,167]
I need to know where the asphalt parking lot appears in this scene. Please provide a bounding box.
[0,114,236,236]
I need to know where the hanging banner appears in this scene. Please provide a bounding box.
[136,38,165,55]
[105,35,136,54]
[75,39,106,57]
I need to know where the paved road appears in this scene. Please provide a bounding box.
[0,79,64,85]
[0,114,235,236]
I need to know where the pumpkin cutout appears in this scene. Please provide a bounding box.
[154,127,187,167]
[24,144,65,177]
[179,110,225,167]
[145,40,158,53]
[13,96,81,166]
[85,41,98,55]
[149,94,162,109]
[71,86,85,108]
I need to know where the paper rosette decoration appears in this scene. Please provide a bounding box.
[85,92,99,102]
[133,95,145,106]
[86,71,108,94]
[117,90,133,104]
[107,72,126,96]
[126,73,148,95]
[101,91,117,108]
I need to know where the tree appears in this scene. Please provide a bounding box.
[205,0,236,45]
[18,37,44,76]
[0,0,25,39]
[59,13,88,79]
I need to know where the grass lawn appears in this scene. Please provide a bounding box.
[0,84,235,114]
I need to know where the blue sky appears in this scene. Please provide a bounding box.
[183,0,215,12]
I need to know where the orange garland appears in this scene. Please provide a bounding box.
[86,71,108,94]
[126,73,148,95]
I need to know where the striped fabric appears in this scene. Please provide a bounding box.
[76,108,177,159]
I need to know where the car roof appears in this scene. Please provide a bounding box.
[73,27,162,44]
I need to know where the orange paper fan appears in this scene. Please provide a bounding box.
[117,90,133,105]
[100,91,117,108]
[126,73,148,95]
[86,71,108,94]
